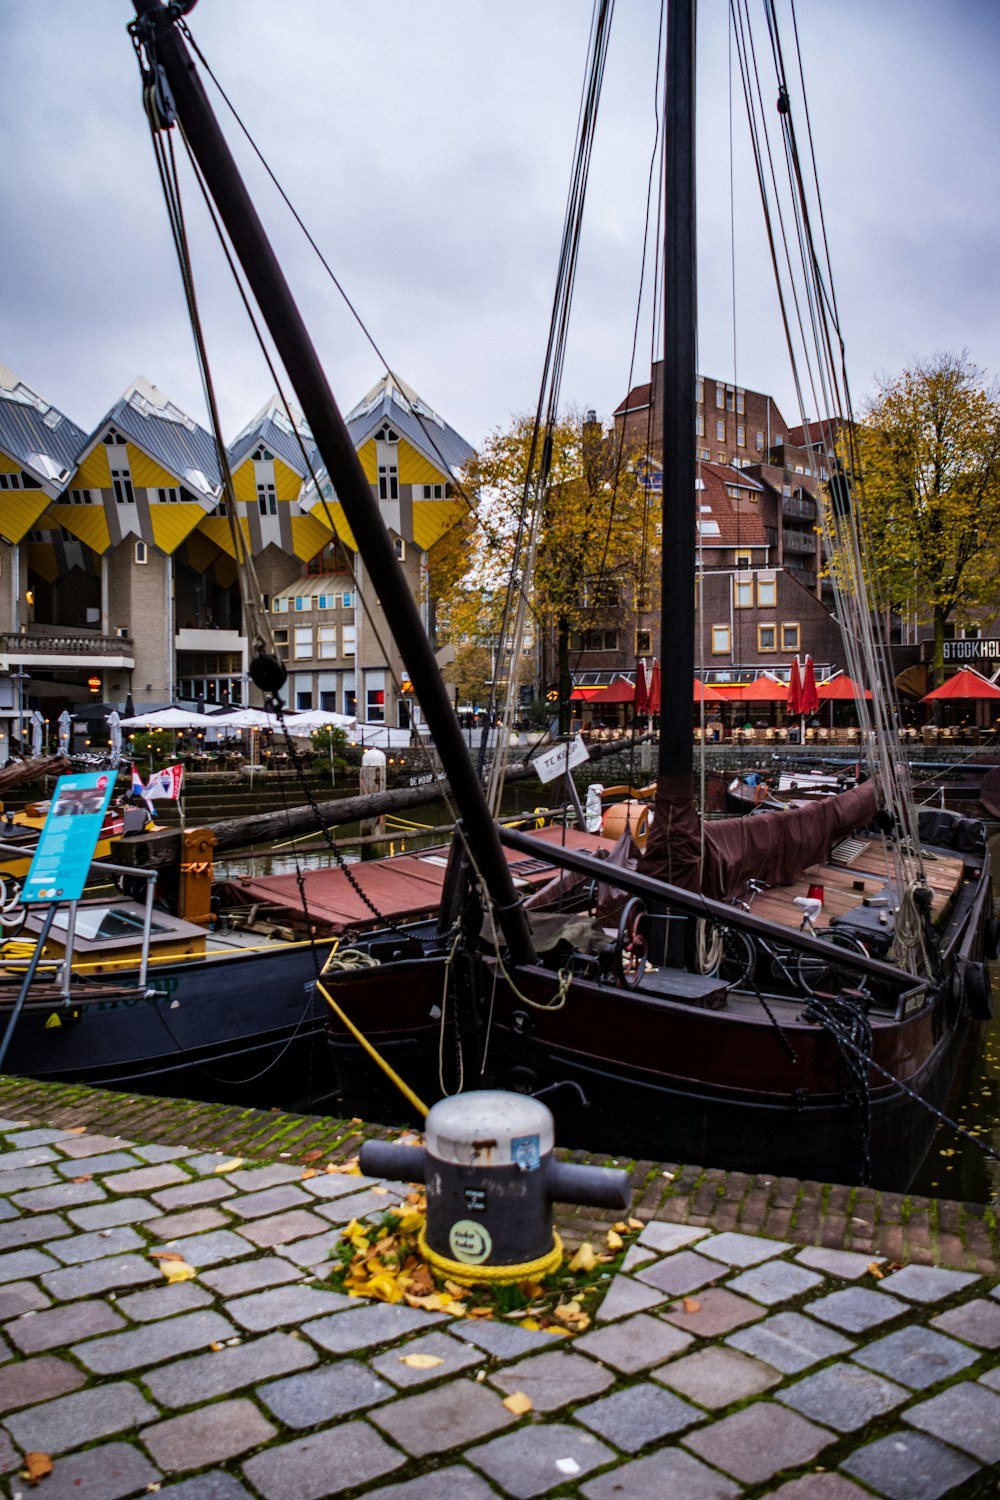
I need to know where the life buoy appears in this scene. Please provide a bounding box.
[964,960,993,1021]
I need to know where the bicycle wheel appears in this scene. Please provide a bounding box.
[795,929,869,997]
[717,925,756,987]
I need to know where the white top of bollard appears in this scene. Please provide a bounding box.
[425,1090,554,1169]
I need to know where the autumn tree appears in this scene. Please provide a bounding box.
[847,353,1000,682]
[436,412,656,726]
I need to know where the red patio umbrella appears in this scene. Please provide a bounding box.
[635,660,650,716]
[711,677,787,702]
[816,673,873,701]
[921,668,1000,701]
[693,677,724,702]
[800,656,820,717]
[647,660,661,713]
[788,656,804,716]
[596,678,636,704]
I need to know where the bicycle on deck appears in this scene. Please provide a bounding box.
[707,879,871,996]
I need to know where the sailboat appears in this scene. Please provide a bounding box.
[122,0,995,1189]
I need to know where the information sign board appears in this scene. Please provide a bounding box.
[21,771,116,905]
[532,734,590,785]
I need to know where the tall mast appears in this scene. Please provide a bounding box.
[130,0,536,966]
[658,0,697,780]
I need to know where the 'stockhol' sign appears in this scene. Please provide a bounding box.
[943,639,1000,664]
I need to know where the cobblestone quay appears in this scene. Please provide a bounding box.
[0,1076,995,1498]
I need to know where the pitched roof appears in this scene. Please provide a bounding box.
[0,364,88,488]
[613,381,652,418]
[344,373,473,477]
[696,464,769,548]
[227,395,316,476]
[87,379,221,500]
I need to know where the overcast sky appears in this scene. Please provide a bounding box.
[3,0,999,454]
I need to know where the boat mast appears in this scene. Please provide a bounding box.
[659,0,697,782]
[129,0,536,966]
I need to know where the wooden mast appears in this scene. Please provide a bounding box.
[659,0,697,782]
[129,0,536,965]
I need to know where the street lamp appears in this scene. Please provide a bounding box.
[9,671,28,758]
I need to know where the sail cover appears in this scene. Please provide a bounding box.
[640,777,880,901]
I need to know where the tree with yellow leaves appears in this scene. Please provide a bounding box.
[850,353,1000,683]
[436,411,656,726]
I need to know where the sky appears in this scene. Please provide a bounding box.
[2,0,1000,455]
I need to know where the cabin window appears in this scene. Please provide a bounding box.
[134,541,147,565]
[781,622,800,651]
[711,625,731,655]
[294,627,313,659]
[257,483,277,516]
[318,625,337,659]
[716,419,725,442]
[636,629,652,655]
[342,625,356,657]
[756,577,777,608]
[758,625,777,652]
[733,577,753,609]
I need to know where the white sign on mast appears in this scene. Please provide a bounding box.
[531,734,590,785]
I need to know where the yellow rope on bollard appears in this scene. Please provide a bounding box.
[417,1226,563,1284]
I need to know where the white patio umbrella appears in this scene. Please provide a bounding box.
[208,707,280,730]
[57,710,73,752]
[107,710,122,765]
[283,709,358,733]
[29,711,44,757]
[119,707,220,729]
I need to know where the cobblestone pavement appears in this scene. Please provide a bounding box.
[0,1097,997,1498]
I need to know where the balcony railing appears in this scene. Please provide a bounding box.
[0,631,132,655]
[782,528,816,555]
[787,565,817,590]
[782,495,817,522]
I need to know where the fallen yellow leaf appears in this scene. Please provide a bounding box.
[400,1353,444,1369]
[70,1174,93,1184]
[682,1297,701,1314]
[160,1260,197,1284]
[519,1318,541,1330]
[867,1262,885,1279]
[627,1217,644,1230]
[568,1243,597,1274]
[606,1230,624,1251]
[612,1221,630,1234]
[502,1392,533,1415]
[302,1149,324,1163]
[214,1158,243,1174]
[149,1250,186,1262]
[22,1451,53,1482]
[301,1168,317,1180]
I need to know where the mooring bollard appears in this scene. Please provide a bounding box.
[358,1090,631,1283]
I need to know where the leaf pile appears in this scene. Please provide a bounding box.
[326,1202,646,1334]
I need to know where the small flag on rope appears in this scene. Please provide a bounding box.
[144,764,184,801]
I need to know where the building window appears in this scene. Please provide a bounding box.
[755,430,764,451]
[294,596,312,612]
[394,537,406,561]
[736,424,745,447]
[735,550,753,567]
[294,626,313,659]
[342,625,356,657]
[318,625,337,659]
[781,622,800,652]
[111,466,134,505]
[257,483,277,516]
[378,464,398,501]
[636,629,652,655]
[157,487,180,504]
[69,488,92,505]
[273,627,289,661]
[134,541,147,565]
[711,625,731,655]
[272,597,289,614]
[736,390,745,415]
[366,673,386,723]
[696,379,704,404]
[695,414,705,438]
[260,594,270,612]
[757,577,777,608]
[421,483,447,499]
[716,419,725,442]
[320,690,337,712]
[0,473,21,490]
[316,594,335,609]
[296,690,313,711]
[733,576,753,609]
[342,591,354,609]
[758,624,776,652]
[716,385,724,409]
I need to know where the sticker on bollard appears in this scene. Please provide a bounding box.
[358,1090,631,1285]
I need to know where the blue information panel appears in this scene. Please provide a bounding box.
[21,772,116,905]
